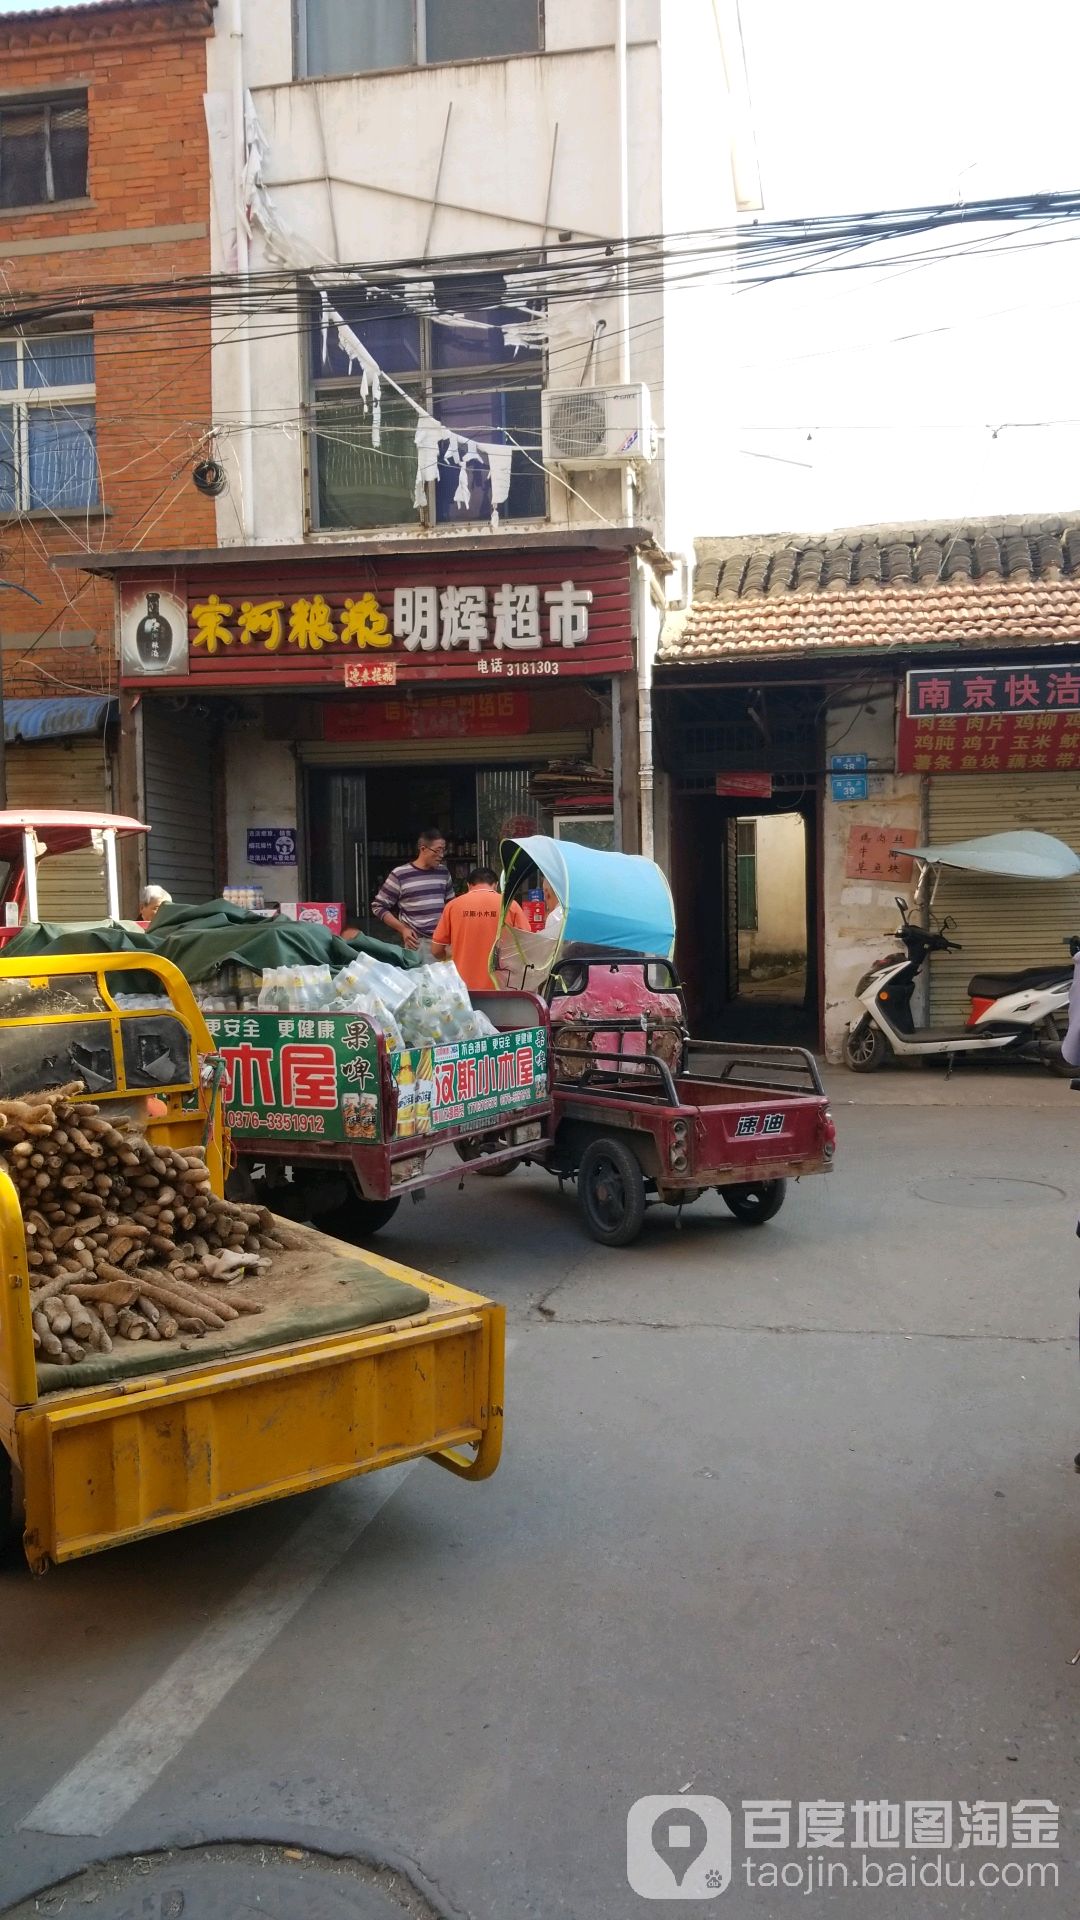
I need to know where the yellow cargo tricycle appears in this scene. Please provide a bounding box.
[0,952,504,1573]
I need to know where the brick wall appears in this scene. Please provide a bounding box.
[0,0,217,701]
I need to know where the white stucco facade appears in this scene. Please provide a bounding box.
[203,0,744,568]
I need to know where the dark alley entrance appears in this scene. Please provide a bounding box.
[660,680,824,1048]
[671,787,819,1045]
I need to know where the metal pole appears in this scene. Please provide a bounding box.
[230,0,255,539]
[102,828,120,919]
[22,827,38,922]
[615,0,631,387]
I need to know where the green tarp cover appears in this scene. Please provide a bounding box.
[4,900,416,980]
[35,1257,430,1393]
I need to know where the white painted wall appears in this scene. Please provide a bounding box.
[743,813,805,960]
[204,1,737,561]
[224,729,300,895]
[822,686,923,1061]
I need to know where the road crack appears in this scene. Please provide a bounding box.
[527,1314,1072,1344]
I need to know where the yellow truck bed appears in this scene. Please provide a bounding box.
[2,1192,503,1573]
[0,953,503,1573]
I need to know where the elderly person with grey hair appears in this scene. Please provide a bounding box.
[139,884,172,928]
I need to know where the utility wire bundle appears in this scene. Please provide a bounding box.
[5,189,1080,333]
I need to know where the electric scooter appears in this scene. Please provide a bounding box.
[844,897,1074,1073]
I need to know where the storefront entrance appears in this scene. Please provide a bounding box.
[108,534,642,917]
[306,764,536,935]
[897,660,1080,1023]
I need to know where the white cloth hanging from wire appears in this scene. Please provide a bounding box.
[332,320,382,448]
[242,93,517,527]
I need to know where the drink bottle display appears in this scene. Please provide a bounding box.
[413,1047,434,1135]
[134,592,174,667]
[395,1052,416,1138]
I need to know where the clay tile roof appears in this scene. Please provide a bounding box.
[0,0,215,43]
[0,0,188,16]
[659,513,1080,663]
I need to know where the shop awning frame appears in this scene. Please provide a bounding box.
[4,696,117,744]
[53,526,669,576]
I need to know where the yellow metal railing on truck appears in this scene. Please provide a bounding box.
[0,950,225,1184]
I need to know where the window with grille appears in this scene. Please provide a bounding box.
[301,0,541,77]
[736,820,758,930]
[311,287,544,531]
[0,94,88,208]
[0,331,98,515]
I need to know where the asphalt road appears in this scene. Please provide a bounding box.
[2,1070,1079,1919]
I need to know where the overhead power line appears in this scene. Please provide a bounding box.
[3,188,1080,331]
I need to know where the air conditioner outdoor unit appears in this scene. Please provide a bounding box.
[541,383,653,468]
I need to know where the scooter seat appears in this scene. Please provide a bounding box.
[967,966,1071,998]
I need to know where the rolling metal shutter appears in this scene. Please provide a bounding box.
[6,738,112,922]
[142,704,216,902]
[928,774,1080,1021]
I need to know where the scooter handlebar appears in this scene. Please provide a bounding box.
[941,936,962,952]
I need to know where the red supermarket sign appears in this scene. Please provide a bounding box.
[323,689,529,741]
[119,548,634,690]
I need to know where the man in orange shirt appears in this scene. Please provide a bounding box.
[432,867,528,990]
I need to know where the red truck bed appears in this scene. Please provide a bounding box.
[550,1036,835,1242]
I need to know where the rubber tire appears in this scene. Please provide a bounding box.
[577,1136,647,1247]
[844,1016,890,1072]
[720,1178,788,1225]
[319,1195,401,1244]
[1042,1013,1075,1076]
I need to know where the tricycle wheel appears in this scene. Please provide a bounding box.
[1041,1013,1074,1075]
[720,1178,787,1225]
[577,1136,647,1247]
[320,1195,401,1244]
[844,1016,889,1072]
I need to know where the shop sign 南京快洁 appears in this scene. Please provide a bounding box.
[898,664,1080,774]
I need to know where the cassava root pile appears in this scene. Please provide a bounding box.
[1,1083,302,1371]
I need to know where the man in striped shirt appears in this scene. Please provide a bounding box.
[371,828,455,958]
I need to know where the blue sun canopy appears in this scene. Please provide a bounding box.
[500,835,676,957]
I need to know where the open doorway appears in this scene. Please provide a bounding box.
[736,813,807,1007]
[305,764,538,938]
[671,790,819,1047]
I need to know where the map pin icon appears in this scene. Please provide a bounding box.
[651,1807,709,1887]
